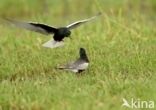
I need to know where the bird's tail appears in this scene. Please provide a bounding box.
[55,66,73,70]
[42,39,64,48]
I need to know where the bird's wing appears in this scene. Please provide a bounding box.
[57,59,88,73]
[57,61,75,69]
[66,12,101,30]
[42,38,64,48]
[4,18,57,35]
[58,59,88,69]
[57,63,78,73]
[72,59,89,70]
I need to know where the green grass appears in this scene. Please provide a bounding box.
[0,0,156,110]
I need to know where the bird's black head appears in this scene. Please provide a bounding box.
[79,48,89,62]
[58,27,71,37]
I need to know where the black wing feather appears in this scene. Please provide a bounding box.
[4,18,57,35]
[30,23,57,34]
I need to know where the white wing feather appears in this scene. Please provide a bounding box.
[42,39,64,48]
[66,13,101,30]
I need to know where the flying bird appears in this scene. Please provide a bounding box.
[4,13,101,48]
[57,48,89,73]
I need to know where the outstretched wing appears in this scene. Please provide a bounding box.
[66,12,101,30]
[4,18,57,35]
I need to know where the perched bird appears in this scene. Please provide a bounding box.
[4,13,101,48]
[57,48,89,73]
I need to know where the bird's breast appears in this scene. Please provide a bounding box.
[53,33,65,41]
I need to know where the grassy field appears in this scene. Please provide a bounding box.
[0,0,156,110]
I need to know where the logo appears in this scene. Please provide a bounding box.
[122,98,155,109]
